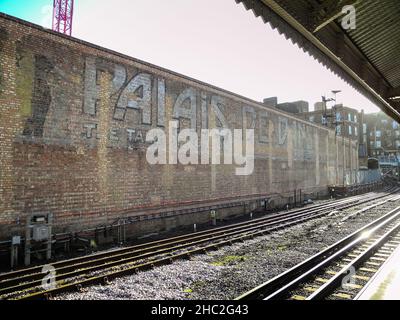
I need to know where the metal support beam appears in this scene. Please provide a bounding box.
[359,59,368,81]
[312,0,356,33]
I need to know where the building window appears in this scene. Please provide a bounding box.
[376,130,382,138]
[393,122,399,130]
[363,124,367,134]
[336,113,341,122]
[396,140,400,148]
[354,115,358,123]
[376,141,382,148]
[348,114,352,122]
[336,126,341,136]
[355,127,358,136]
[349,126,352,135]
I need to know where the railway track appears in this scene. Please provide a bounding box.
[0,189,397,300]
[236,201,400,301]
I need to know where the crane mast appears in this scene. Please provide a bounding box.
[52,0,74,36]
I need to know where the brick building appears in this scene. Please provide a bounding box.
[298,104,361,139]
[263,97,309,114]
[299,106,400,172]
[0,13,359,243]
[365,112,400,173]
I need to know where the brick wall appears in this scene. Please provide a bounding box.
[0,14,359,240]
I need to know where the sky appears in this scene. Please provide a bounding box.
[0,0,381,113]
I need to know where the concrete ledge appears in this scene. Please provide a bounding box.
[356,243,400,300]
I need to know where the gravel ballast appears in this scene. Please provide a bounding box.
[56,197,400,300]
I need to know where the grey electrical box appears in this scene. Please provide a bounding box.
[12,236,21,245]
[34,216,46,223]
[32,225,50,241]
[25,213,53,266]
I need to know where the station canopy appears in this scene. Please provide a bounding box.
[236,0,400,121]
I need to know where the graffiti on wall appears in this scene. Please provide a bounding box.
[80,56,282,151]
[10,38,320,160]
[292,122,316,161]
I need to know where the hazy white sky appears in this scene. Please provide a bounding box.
[1,0,381,113]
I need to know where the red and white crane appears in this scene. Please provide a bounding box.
[52,0,74,36]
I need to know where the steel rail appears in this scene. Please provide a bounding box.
[0,191,383,286]
[1,190,397,300]
[236,205,400,300]
[307,220,400,300]
[263,209,400,300]
[1,192,382,297]
[0,194,360,282]
[16,194,398,301]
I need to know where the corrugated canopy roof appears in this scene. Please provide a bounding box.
[236,0,400,121]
